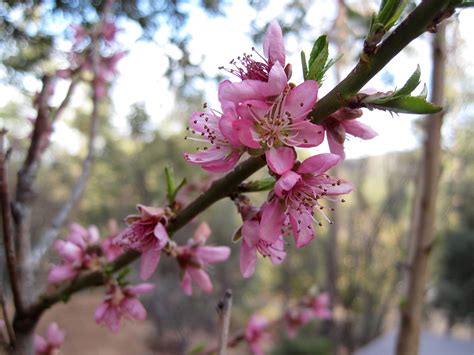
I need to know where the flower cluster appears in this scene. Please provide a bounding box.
[184,21,373,277]
[34,323,65,355]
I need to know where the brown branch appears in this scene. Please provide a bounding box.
[31,55,100,268]
[1,130,24,315]
[51,75,80,122]
[216,289,233,355]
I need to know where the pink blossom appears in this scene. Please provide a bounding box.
[102,235,125,262]
[240,200,287,278]
[95,283,155,333]
[245,314,270,355]
[114,205,169,280]
[34,322,65,355]
[233,81,323,155]
[176,222,231,295]
[267,153,352,248]
[323,107,377,159]
[306,292,332,319]
[284,308,314,338]
[101,20,120,42]
[219,21,289,110]
[48,223,100,284]
[184,109,244,173]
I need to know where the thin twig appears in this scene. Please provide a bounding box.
[0,288,15,346]
[31,47,100,267]
[0,129,24,314]
[216,289,233,355]
[51,75,80,122]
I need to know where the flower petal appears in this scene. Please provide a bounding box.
[139,248,161,280]
[153,222,169,248]
[297,153,341,175]
[259,199,285,242]
[234,118,261,149]
[196,246,231,264]
[284,121,324,148]
[181,270,193,295]
[188,268,213,293]
[284,80,318,120]
[240,238,257,278]
[126,283,155,296]
[342,120,378,140]
[289,210,315,248]
[274,171,301,198]
[263,20,285,66]
[121,298,147,321]
[327,131,346,159]
[265,146,296,175]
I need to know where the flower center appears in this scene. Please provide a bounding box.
[219,47,270,81]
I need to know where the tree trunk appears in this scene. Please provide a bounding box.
[395,23,446,355]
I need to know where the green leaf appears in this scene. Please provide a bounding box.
[307,35,329,84]
[165,166,176,203]
[301,50,308,80]
[395,65,421,96]
[377,0,409,30]
[188,343,206,354]
[373,96,442,114]
[240,177,275,192]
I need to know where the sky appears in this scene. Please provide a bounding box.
[1,1,473,159]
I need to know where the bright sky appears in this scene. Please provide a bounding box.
[1,2,474,160]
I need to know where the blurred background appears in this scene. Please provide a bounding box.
[1,0,473,354]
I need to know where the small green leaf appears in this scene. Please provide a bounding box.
[165,166,176,203]
[301,50,308,80]
[240,177,275,192]
[395,65,421,96]
[308,35,328,68]
[374,96,442,114]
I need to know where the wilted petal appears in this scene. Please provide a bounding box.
[139,248,161,280]
[265,146,295,175]
[297,153,341,175]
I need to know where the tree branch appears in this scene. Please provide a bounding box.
[216,289,233,355]
[51,75,80,122]
[1,129,24,315]
[0,288,15,347]
[31,60,99,268]
[309,0,452,123]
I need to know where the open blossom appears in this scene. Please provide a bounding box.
[48,223,100,284]
[234,80,323,159]
[245,314,271,355]
[176,222,231,295]
[114,205,169,280]
[240,199,287,278]
[263,148,352,248]
[184,108,244,173]
[95,283,155,333]
[219,21,289,110]
[323,107,377,159]
[34,322,65,355]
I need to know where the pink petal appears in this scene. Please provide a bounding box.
[342,119,378,140]
[94,302,109,323]
[219,109,242,147]
[181,270,193,295]
[196,246,231,264]
[185,147,241,173]
[269,237,286,265]
[55,240,82,262]
[121,298,147,321]
[126,283,155,296]
[297,153,341,175]
[139,248,161,280]
[48,264,78,284]
[284,121,324,148]
[234,118,261,149]
[34,335,48,353]
[137,204,164,220]
[307,175,353,195]
[274,170,301,198]
[193,222,211,243]
[153,222,169,248]
[263,62,288,97]
[259,199,285,242]
[240,236,257,278]
[87,225,100,244]
[263,20,285,66]
[47,323,65,347]
[242,220,260,245]
[188,268,213,293]
[327,132,346,159]
[265,146,296,175]
[284,80,318,120]
[289,211,315,248]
